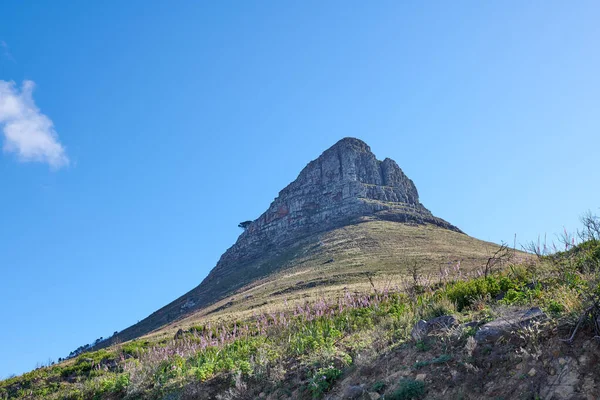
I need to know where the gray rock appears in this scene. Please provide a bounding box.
[411,320,429,341]
[474,307,547,344]
[411,315,459,340]
[428,315,458,330]
[540,357,579,400]
[343,385,365,399]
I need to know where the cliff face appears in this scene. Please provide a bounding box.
[111,138,461,344]
[214,137,460,268]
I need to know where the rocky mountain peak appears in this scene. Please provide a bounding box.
[218,138,460,265]
[281,137,419,204]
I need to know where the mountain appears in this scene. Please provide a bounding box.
[110,138,499,345]
[11,137,594,400]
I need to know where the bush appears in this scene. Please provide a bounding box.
[444,277,502,310]
[413,354,451,369]
[308,365,342,398]
[546,300,565,314]
[388,378,425,400]
[121,340,150,356]
[371,381,386,393]
[97,374,129,395]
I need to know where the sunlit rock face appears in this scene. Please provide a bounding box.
[216,137,460,268]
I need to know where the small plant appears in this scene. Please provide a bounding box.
[413,354,452,369]
[388,378,425,400]
[415,340,430,352]
[371,380,386,393]
[307,365,342,398]
[546,299,565,314]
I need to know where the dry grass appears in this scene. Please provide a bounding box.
[146,219,515,340]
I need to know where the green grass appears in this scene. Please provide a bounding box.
[388,379,425,400]
[3,234,598,400]
[413,354,452,369]
[308,365,343,398]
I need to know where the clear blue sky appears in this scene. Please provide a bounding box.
[1,1,598,378]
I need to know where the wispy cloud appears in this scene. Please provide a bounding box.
[0,41,15,63]
[0,80,69,169]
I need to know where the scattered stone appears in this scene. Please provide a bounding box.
[411,315,458,340]
[343,385,365,399]
[416,374,427,382]
[559,357,568,366]
[367,392,381,400]
[411,320,429,341]
[428,315,458,330]
[528,368,537,377]
[474,307,547,344]
[540,361,579,400]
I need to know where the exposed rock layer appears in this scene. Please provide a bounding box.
[217,137,460,267]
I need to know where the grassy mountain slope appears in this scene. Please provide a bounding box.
[129,218,507,343]
[5,235,600,400]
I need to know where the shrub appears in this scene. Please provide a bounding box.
[388,378,425,400]
[413,354,452,369]
[97,374,129,395]
[444,277,501,311]
[415,340,430,352]
[308,365,342,398]
[371,381,386,393]
[121,340,150,356]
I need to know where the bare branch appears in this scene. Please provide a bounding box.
[484,242,512,278]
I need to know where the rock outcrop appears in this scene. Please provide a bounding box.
[474,307,548,344]
[215,137,460,268]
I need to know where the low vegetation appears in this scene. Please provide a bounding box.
[3,213,599,399]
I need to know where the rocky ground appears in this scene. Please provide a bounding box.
[252,307,600,400]
[326,309,599,400]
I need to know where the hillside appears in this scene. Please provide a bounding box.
[149,220,506,340]
[110,138,498,345]
[3,234,600,400]
[5,137,556,400]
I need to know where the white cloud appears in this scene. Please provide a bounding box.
[0,80,69,169]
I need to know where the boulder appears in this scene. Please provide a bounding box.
[411,320,429,341]
[411,315,459,340]
[474,307,547,344]
[343,385,365,399]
